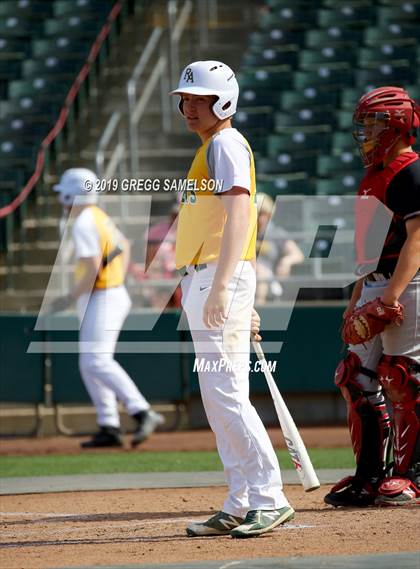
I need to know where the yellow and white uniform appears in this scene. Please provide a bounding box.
[73,206,149,428]
[178,128,290,517]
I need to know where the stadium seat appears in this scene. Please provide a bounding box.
[299,47,356,69]
[32,37,91,59]
[293,66,354,90]
[44,16,103,38]
[317,6,375,28]
[364,24,419,46]
[0,17,44,37]
[341,87,366,110]
[275,109,334,128]
[257,172,314,195]
[8,77,72,101]
[0,37,31,59]
[315,172,363,195]
[22,57,83,79]
[336,110,354,130]
[238,66,294,90]
[317,153,358,177]
[357,45,417,66]
[0,1,53,19]
[331,131,357,153]
[259,8,318,30]
[280,88,339,110]
[53,0,114,18]
[234,107,274,130]
[305,27,363,48]
[243,46,298,68]
[258,153,318,176]
[267,129,331,155]
[355,63,416,89]
[377,4,420,25]
[238,88,279,108]
[248,29,304,49]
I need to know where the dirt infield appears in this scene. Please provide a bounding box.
[1,486,418,569]
[0,427,351,455]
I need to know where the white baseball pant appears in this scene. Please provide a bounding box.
[77,285,149,428]
[181,260,290,518]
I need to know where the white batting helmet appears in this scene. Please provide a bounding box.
[170,60,239,120]
[53,168,99,206]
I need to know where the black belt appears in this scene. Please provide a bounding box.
[365,272,393,282]
[178,263,208,276]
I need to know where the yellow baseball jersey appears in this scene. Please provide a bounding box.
[73,205,124,289]
[175,129,257,268]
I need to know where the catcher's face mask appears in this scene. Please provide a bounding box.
[352,112,391,167]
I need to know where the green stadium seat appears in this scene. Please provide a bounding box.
[257,172,314,195]
[234,107,274,130]
[265,0,314,7]
[275,109,334,128]
[377,4,420,25]
[1,98,62,122]
[259,8,317,30]
[22,57,83,79]
[8,77,72,101]
[336,110,354,129]
[293,66,354,90]
[280,88,339,110]
[243,46,298,68]
[364,24,419,47]
[407,85,420,100]
[44,16,102,38]
[331,131,357,153]
[32,37,90,59]
[238,88,279,108]
[317,153,359,176]
[305,27,362,48]
[355,63,417,89]
[0,1,53,19]
[317,6,375,28]
[238,66,294,90]
[316,172,363,195]
[299,47,356,69]
[0,17,44,37]
[53,0,114,18]
[341,87,367,110]
[0,118,50,143]
[248,29,304,49]
[258,153,318,176]
[267,129,331,155]
[357,45,417,66]
[0,37,31,58]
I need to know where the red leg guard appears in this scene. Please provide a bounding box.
[335,352,391,483]
[377,355,420,477]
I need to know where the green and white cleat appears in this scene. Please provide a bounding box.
[230,506,295,538]
[186,511,244,537]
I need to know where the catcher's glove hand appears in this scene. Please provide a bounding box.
[342,297,404,345]
[49,294,73,313]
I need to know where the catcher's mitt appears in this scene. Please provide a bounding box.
[342,297,404,345]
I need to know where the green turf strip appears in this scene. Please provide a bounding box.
[0,448,354,478]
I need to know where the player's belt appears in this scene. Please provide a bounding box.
[365,272,393,281]
[177,263,208,276]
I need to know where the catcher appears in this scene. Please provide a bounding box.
[324,87,420,508]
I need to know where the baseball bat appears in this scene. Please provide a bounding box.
[252,340,320,492]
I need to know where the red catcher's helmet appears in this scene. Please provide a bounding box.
[353,86,420,167]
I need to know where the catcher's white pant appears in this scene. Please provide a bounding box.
[77,285,149,428]
[181,260,290,517]
[350,272,420,392]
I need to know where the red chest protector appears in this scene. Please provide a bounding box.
[355,152,419,271]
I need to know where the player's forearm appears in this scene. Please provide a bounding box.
[122,239,131,277]
[212,209,250,290]
[381,232,420,304]
[70,269,98,299]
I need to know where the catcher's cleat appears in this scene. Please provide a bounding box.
[375,477,420,506]
[324,476,378,507]
[230,506,294,538]
[131,410,164,447]
[186,511,244,537]
[80,427,123,448]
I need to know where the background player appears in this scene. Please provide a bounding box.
[170,61,294,538]
[51,168,164,448]
[324,87,420,507]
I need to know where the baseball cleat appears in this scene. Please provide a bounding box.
[324,476,377,507]
[375,477,420,506]
[80,427,123,449]
[131,410,164,447]
[186,511,244,537]
[230,506,294,538]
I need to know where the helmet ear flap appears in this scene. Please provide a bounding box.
[178,98,184,116]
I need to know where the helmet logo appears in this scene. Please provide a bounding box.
[184,68,194,83]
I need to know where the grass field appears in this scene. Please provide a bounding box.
[0,448,354,477]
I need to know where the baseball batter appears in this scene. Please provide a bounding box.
[52,168,163,448]
[324,87,420,507]
[170,61,294,538]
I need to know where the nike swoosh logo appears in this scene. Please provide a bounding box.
[200,286,210,292]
